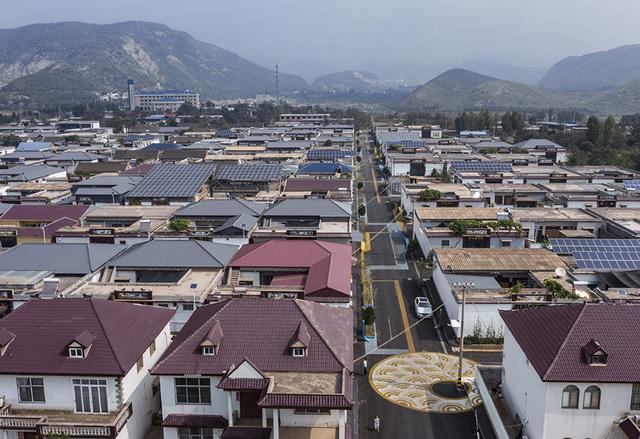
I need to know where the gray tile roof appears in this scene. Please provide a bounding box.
[0,243,127,275]
[0,165,64,182]
[263,199,351,218]
[214,214,258,233]
[176,199,266,218]
[105,239,239,269]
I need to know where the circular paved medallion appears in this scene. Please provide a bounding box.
[369,351,482,413]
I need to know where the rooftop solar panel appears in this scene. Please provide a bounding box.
[127,163,215,198]
[624,180,640,190]
[215,164,284,182]
[306,149,353,160]
[550,238,640,271]
[449,161,512,173]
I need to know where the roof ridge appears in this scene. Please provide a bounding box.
[542,303,587,381]
[293,300,348,370]
[90,300,126,374]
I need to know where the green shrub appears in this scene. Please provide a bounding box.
[169,218,190,232]
[363,306,376,326]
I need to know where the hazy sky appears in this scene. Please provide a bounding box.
[2,0,640,81]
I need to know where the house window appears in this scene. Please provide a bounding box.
[137,357,144,373]
[561,385,579,409]
[292,347,306,357]
[175,378,211,404]
[589,354,607,365]
[150,340,156,356]
[17,378,45,403]
[69,347,84,358]
[178,427,214,439]
[183,303,194,311]
[73,379,108,413]
[202,346,216,356]
[441,240,450,248]
[501,240,511,248]
[631,383,640,410]
[583,386,601,409]
[294,408,330,415]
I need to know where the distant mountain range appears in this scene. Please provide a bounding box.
[398,61,640,115]
[0,21,307,107]
[541,44,640,92]
[1,21,639,114]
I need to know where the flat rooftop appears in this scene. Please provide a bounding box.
[268,372,340,395]
[405,183,474,198]
[415,207,500,221]
[536,183,611,193]
[479,183,545,193]
[71,269,222,302]
[511,208,598,222]
[435,248,567,272]
[83,205,179,220]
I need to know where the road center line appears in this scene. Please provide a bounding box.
[370,168,381,204]
[393,280,415,353]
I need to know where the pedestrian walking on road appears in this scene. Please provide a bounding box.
[374,415,380,432]
[363,357,368,375]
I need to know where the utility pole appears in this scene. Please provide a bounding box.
[453,281,474,391]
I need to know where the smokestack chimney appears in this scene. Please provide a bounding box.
[139,219,151,234]
[127,79,135,111]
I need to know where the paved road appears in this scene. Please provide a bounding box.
[354,131,497,439]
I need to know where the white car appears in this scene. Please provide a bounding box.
[414,296,433,318]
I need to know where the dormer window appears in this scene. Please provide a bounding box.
[292,347,306,357]
[199,320,222,356]
[69,347,84,358]
[289,321,310,358]
[582,339,608,366]
[202,346,216,356]
[67,330,95,359]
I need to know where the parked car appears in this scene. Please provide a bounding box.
[414,296,433,318]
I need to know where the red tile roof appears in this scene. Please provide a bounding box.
[258,393,352,409]
[501,303,640,382]
[1,204,90,222]
[0,299,174,376]
[217,378,269,391]
[152,298,352,376]
[162,414,228,429]
[229,240,351,299]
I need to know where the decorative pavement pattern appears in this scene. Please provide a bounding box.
[369,351,482,413]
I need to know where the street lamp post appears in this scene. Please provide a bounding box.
[453,281,475,391]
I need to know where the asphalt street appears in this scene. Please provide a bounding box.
[354,130,497,439]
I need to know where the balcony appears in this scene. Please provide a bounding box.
[0,401,132,438]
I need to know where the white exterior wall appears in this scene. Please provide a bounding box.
[501,328,548,439]
[390,162,410,176]
[119,322,172,439]
[159,375,232,418]
[280,409,340,427]
[432,263,510,338]
[0,375,119,411]
[543,382,636,438]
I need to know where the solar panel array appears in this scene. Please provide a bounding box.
[449,161,512,173]
[550,238,640,271]
[306,149,352,160]
[376,131,422,145]
[623,179,640,190]
[127,164,216,198]
[215,164,283,182]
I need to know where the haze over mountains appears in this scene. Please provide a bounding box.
[1,20,640,114]
[0,21,307,106]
